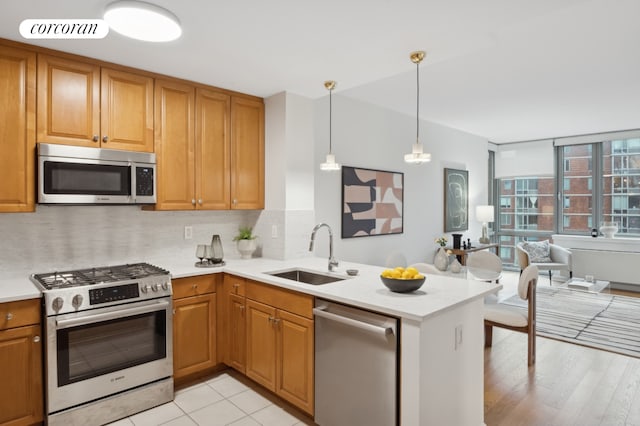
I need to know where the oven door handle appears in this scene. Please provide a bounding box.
[56,300,170,329]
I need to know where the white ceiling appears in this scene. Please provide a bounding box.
[2,0,639,143]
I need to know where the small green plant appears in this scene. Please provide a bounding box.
[233,226,256,241]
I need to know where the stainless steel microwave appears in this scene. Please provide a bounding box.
[38,143,156,205]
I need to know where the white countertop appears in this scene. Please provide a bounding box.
[1,256,500,321]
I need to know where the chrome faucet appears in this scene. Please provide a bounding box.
[309,223,339,272]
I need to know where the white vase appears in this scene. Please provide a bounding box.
[434,247,449,271]
[237,239,257,259]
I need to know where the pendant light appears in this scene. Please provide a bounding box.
[320,80,341,171]
[404,51,431,164]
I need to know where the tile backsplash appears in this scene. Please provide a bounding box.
[0,206,287,274]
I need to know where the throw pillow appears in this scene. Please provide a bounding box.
[522,240,552,263]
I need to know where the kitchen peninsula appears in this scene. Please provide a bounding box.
[2,257,497,426]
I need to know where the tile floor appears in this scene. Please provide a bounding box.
[107,372,314,426]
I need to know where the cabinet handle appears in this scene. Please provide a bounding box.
[102,136,108,143]
[198,199,203,205]
[192,284,198,289]
[273,318,281,325]
[191,199,196,205]
[92,135,99,142]
[33,336,40,343]
[239,305,245,312]
[232,199,237,205]
[6,313,13,321]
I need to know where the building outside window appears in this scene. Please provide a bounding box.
[602,138,640,234]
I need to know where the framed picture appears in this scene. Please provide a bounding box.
[444,168,468,232]
[342,166,404,238]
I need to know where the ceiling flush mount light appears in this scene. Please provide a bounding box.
[104,0,182,42]
[404,51,431,164]
[320,80,341,171]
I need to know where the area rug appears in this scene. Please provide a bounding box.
[501,286,640,358]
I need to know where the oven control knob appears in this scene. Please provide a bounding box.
[52,297,64,312]
[141,284,150,293]
[72,294,83,309]
[151,284,159,292]
[161,282,169,291]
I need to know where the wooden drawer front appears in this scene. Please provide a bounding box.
[173,274,218,299]
[246,281,313,319]
[225,274,246,296]
[0,299,40,330]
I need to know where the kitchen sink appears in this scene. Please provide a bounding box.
[266,268,345,285]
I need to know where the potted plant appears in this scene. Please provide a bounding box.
[233,226,257,259]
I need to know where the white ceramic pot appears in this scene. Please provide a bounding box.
[434,247,449,271]
[237,239,257,259]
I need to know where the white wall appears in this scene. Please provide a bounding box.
[313,94,489,267]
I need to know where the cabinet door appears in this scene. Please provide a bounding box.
[154,79,195,210]
[37,54,100,147]
[228,293,246,373]
[277,310,314,415]
[245,299,277,391]
[0,45,35,213]
[196,88,230,209]
[230,97,264,209]
[0,325,43,425]
[100,68,154,152]
[173,293,217,380]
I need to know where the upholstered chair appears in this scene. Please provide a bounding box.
[466,250,502,283]
[484,265,539,366]
[516,241,572,283]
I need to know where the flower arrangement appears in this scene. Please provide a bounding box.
[435,236,448,247]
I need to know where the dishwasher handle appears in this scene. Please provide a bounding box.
[313,307,394,336]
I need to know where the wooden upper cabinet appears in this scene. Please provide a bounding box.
[231,97,264,210]
[196,88,231,209]
[0,45,36,213]
[154,79,195,210]
[100,67,154,152]
[37,54,100,147]
[37,55,154,152]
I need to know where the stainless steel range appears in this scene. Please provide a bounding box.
[31,263,174,426]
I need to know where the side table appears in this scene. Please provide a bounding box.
[445,243,500,265]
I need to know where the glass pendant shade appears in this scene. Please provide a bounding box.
[320,153,341,171]
[104,1,182,42]
[404,143,431,163]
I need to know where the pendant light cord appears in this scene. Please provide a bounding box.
[329,88,333,154]
[416,60,420,142]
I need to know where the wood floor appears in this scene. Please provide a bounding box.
[484,328,640,426]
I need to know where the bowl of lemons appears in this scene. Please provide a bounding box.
[380,266,426,293]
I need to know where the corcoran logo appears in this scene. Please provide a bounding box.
[110,375,125,382]
[19,19,109,39]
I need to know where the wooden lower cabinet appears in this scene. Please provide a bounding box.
[172,275,218,383]
[0,299,43,426]
[228,293,246,373]
[276,309,314,414]
[246,299,277,390]
[245,283,314,415]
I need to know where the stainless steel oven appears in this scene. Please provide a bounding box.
[32,263,173,426]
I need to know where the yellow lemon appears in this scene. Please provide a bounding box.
[394,266,405,273]
[406,267,419,276]
[381,269,393,278]
[390,270,402,279]
[415,273,424,279]
[401,270,414,280]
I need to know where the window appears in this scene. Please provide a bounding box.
[602,139,640,235]
[501,214,512,225]
[559,144,594,233]
[503,180,512,190]
[498,176,554,233]
[500,197,511,208]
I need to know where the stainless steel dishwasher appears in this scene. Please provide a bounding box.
[314,299,399,426]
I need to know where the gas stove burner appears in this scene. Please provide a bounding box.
[32,262,170,290]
